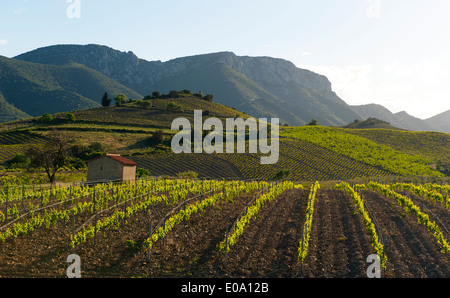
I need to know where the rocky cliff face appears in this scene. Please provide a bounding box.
[15,44,360,125]
[16,45,332,96]
[157,52,336,102]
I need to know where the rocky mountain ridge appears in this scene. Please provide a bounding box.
[4,44,448,132]
[15,44,359,126]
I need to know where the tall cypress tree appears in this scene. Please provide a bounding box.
[101,92,111,107]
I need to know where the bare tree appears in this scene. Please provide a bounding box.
[27,132,72,184]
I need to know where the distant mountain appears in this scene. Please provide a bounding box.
[425,110,450,134]
[15,44,361,126]
[350,104,447,132]
[350,104,395,123]
[8,44,449,132]
[343,117,404,130]
[0,55,142,122]
[393,111,439,132]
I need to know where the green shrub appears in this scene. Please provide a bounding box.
[136,168,150,178]
[8,153,31,168]
[204,94,214,102]
[135,100,152,109]
[114,94,127,107]
[177,171,199,179]
[66,113,76,122]
[166,102,183,112]
[40,113,53,123]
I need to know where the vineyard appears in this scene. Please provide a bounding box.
[130,154,244,180]
[281,126,444,177]
[1,98,448,182]
[0,178,448,278]
[342,128,450,164]
[129,138,391,181]
[0,131,47,164]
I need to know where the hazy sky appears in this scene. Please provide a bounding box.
[1,0,449,119]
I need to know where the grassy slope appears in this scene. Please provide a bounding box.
[341,128,450,164]
[0,56,142,119]
[0,97,446,180]
[281,126,443,177]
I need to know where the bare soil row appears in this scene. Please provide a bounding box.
[0,188,448,278]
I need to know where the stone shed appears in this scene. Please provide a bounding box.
[86,154,137,184]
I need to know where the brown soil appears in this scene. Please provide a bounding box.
[0,188,448,278]
[360,190,449,278]
[302,190,374,278]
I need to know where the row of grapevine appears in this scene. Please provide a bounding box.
[422,183,450,194]
[131,154,242,180]
[143,180,267,250]
[0,178,216,221]
[0,177,194,205]
[70,180,232,248]
[0,178,213,244]
[0,145,27,164]
[218,180,299,254]
[281,126,442,177]
[297,181,320,264]
[0,131,46,145]
[281,140,389,180]
[0,199,92,243]
[215,138,390,181]
[70,193,167,248]
[0,183,108,224]
[70,179,241,248]
[366,182,450,254]
[391,183,449,209]
[335,182,387,270]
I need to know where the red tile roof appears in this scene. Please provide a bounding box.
[86,154,138,166]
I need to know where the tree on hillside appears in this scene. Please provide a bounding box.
[114,94,127,107]
[166,102,183,112]
[150,130,166,145]
[135,100,152,109]
[26,132,72,184]
[101,92,112,107]
[203,94,214,102]
[151,91,161,99]
[307,119,319,126]
[66,113,76,122]
[40,113,53,124]
[193,91,204,98]
[169,90,180,98]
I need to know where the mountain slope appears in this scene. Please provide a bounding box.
[0,94,31,123]
[343,117,404,130]
[15,44,361,126]
[425,110,450,134]
[393,111,437,132]
[144,63,306,125]
[0,55,142,121]
[350,104,439,132]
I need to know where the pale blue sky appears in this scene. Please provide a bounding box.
[1,0,449,119]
